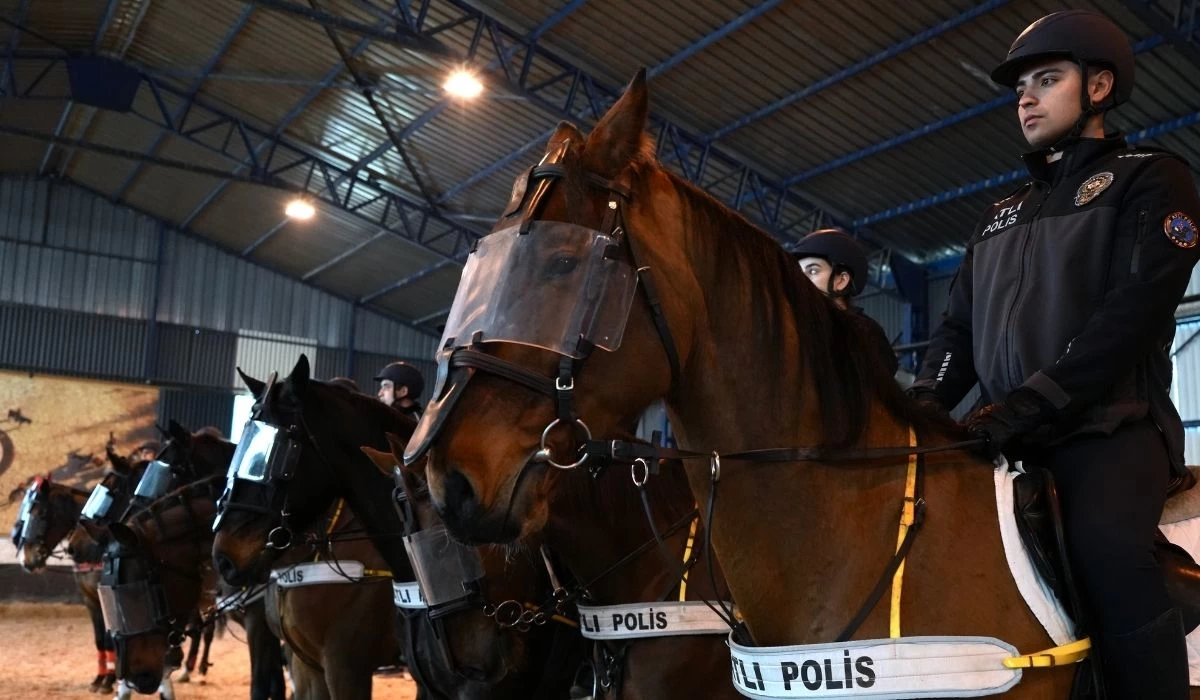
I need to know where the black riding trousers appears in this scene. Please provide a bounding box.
[1026,419,1173,636]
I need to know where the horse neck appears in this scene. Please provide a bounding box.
[546,465,700,604]
[333,454,414,578]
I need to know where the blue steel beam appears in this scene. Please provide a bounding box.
[435,0,783,206]
[112,5,255,201]
[38,0,134,176]
[1,0,32,97]
[707,0,1009,142]
[853,108,1200,227]
[782,35,1165,187]
[335,0,589,190]
[259,0,588,268]
[359,257,459,304]
[2,48,487,288]
[1119,0,1200,70]
[179,9,402,231]
[301,229,390,280]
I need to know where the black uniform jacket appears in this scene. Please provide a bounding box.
[912,134,1200,473]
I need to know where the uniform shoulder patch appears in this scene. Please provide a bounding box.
[1075,172,1114,206]
[1164,212,1199,249]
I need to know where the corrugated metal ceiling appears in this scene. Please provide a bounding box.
[2,0,1199,327]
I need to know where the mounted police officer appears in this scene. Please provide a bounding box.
[374,361,425,418]
[793,228,899,375]
[134,441,161,462]
[909,10,1200,698]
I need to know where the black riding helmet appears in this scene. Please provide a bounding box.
[991,11,1134,144]
[791,228,870,297]
[374,361,425,399]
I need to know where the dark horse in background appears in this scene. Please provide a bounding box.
[211,358,584,699]
[139,423,288,700]
[15,469,117,693]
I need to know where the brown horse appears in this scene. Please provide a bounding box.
[402,71,1146,698]
[103,478,222,694]
[148,424,287,700]
[213,359,583,699]
[265,502,400,700]
[14,475,121,692]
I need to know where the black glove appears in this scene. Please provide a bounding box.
[964,388,1057,459]
[906,386,948,415]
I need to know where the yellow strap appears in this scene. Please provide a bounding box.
[678,516,700,602]
[889,427,919,639]
[523,602,579,628]
[362,567,393,578]
[313,499,347,563]
[1003,637,1091,668]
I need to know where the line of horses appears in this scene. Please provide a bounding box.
[11,358,733,699]
[13,69,1200,700]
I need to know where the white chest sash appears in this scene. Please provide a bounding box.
[730,635,1022,699]
[577,601,732,640]
[270,560,366,588]
[392,580,428,609]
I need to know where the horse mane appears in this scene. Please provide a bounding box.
[127,474,222,533]
[622,161,959,447]
[308,378,417,443]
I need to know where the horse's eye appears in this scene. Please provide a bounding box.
[545,256,578,277]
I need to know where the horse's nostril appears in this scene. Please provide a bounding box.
[213,553,243,585]
[443,469,480,520]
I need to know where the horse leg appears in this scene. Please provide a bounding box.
[114,679,132,700]
[290,655,330,700]
[323,655,372,700]
[85,598,107,692]
[157,670,175,700]
[178,628,198,682]
[198,623,215,681]
[245,601,288,700]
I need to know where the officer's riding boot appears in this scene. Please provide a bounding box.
[1101,607,1189,699]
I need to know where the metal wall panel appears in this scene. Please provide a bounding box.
[154,324,239,389]
[0,176,48,242]
[158,388,236,437]
[234,330,318,389]
[354,311,439,360]
[857,293,906,346]
[1173,320,1200,422]
[158,232,351,347]
[314,348,349,383]
[0,303,147,380]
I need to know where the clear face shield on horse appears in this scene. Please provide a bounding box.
[212,393,303,549]
[131,460,176,507]
[11,485,37,549]
[404,219,640,470]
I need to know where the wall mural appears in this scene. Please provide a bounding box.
[0,370,160,565]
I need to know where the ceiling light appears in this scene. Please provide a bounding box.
[285,198,315,220]
[444,70,483,99]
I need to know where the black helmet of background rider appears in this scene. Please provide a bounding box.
[989,10,1134,148]
[374,362,425,407]
[791,228,870,299]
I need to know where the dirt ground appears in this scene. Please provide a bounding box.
[0,603,417,699]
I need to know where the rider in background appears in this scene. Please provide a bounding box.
[792,228,899,376]
[134,441,161,462]
[374,361,425,418]
[909,11,1200,697]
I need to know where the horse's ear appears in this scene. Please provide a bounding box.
[547,120,584,155]
[237,368,266,398]
[109,523,139,549]
[583,68,650,176]
[168,420,191,444]
[359,445,396,477]
[384,432,408,462]
[289,355,311,393]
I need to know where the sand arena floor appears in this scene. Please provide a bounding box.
[0,603,417,699]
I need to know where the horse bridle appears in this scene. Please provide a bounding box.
[100,478,220,678]
[404,159,681,474]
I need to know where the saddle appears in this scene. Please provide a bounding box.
[1012,468,1200,636]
